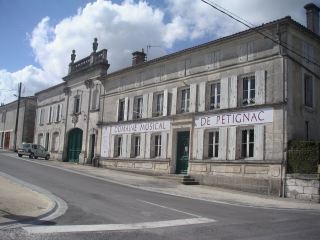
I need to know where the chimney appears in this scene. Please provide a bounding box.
[132,48,146,66]
[304,3,320,34]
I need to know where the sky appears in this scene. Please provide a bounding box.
[0,0,319,104]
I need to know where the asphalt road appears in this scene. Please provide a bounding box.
[1,152,320,240]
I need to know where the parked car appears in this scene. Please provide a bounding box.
[17,143,50,160]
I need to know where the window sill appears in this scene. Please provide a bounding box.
[304,106,314,113]
[90,108,100,113]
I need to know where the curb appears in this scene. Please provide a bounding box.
[0,171,67,229]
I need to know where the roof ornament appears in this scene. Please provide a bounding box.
[71,50,76,63]
[93,38,98,53]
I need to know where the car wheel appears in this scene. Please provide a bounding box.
[45,155,50,160]
[29,153,34,159]
[18,154,22,157]
[34,156,38,159]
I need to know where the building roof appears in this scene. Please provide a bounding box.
[0,96,36,110]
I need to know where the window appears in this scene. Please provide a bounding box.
[154,134,162,157]
[114,136,122,157]
[154,93,164,116]
[45,133,49,150]
[51,132,59,152]
[208,131,219,158]
[241,129,254,158]
[134,96,143,119]
[242,75,255,105]
[74,95,81,114]
[118,99,125,121]
[39,109,45,125]
[181,88,190,113]
[56,104,62,122]
[1,111,6,123]
[209,82,220,110]
[47,106,53,124]
[38,134,43,146]
[134,135,141,157]
[304,74,313,107]
[91,87,100,110]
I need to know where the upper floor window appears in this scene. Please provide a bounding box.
[241,128,254,158]
[209,82,220,110]
[47,106,53,124]
[118,99,125,121]
[304,74,313,108]
[39,109,45,125]
[74,95,81,114]
[91,86,100,111]
[208,131,219,158]
[133,96,143,119]
[242,75,255,105]
[154,93,164,117]
[55,104,62,122]
[181,88,190,113]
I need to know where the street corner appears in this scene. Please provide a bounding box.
[0,174,55,226]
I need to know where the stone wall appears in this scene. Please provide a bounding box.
[189,162,283,195]
[285,174,320,202]
[99,159,170,175]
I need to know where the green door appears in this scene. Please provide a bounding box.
[67,128,83,163]
[176,131,190,174]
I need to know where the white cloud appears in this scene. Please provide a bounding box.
[0,0,318,104]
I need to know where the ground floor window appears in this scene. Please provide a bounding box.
[241,129,254,158]
[51,132,59,152]
[134,135,141,157]
[154,134,162,157]
[38,133,44,146]
[114,135,122,157]
[208,131,219,158]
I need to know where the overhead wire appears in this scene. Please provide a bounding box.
[200,0,320,69]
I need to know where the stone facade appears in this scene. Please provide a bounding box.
[285,174,320,202]
[34,42,109,163]
[97,16,320,196]
[0,97,37,150]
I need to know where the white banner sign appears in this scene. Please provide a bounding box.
[195,108,273,128]
[111,120,171,135]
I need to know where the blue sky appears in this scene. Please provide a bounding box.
[0,0,319,103]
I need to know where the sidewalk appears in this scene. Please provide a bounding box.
[0,174,54,226]
[22,157,320,211]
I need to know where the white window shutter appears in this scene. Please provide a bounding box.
[171,87,177,115]
[227,126,237,160]
[38,109,41,124]
[189,83,197,112]
[111,135,116,157]
[147,92,153,118]
[140,133,146,158]
[196,128,204,160]
[254,125,265,160]
[121,135,127,157]
[163,89,168,116]
[255,70,266,104]
[198,82,206,112]
[124,97,129,121]
[220,77,229,109]
[126,134,132,158]
[128,97,134,120]
[218,127,228,160]
[142,94,148,118]
[161,132,167,158]
[47,107,50,123]
[145,132,151,158]
[60,104,63,121]
[229,75,238,108]
[115,99,120,122]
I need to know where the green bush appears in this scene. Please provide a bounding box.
[287,141,319,174]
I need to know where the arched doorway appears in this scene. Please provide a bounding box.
[67,128,83,163]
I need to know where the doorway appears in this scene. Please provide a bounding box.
[88,134,96,164]
[67,128,83,163]
[176,131,190,174]
[4,132,10,149]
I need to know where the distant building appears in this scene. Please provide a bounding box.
[34,40,109,162]
[0,97,37,150]
[97,4,320,195]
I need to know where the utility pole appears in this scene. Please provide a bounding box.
[13,82,22,151]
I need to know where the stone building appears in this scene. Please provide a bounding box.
[0,97,37,150]
[34,39,109,163]
[97,4,320,195]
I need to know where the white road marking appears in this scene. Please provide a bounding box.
[138,199,202,218]
[23,217,215,234]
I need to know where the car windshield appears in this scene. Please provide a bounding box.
[20,143,31,148]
